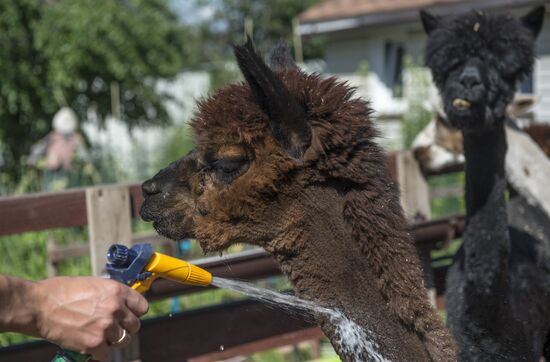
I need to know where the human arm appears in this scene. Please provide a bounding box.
[0,275,148,360]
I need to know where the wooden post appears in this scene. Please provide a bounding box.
[86,186,132,276]
[396,150,432,221]
[244,17,253,41]
[292,18,303,64]
[86,185,140,362]
[506,125,550,219]
[396,151,436,306]
[310,339,321,359]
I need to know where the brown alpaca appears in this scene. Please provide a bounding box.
[141,40,456,361]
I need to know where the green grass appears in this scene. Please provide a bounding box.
[429,172,465,218]
[312,358,341,362]
[427,171,464,269]
[431,239,462,268]
[244,338,339,362]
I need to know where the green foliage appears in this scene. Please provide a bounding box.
[428,172,465,270]
[401,57,433,149]
[0,233,48,281]
[429,172,465,217]
[0,228,92,280]
[249,349,287,362]
[0,0,194,183]
[155,123,196,169]
[355,60,370,78]
[0,0,53,182]
[312,358,341,362]
[195,0,324,63]
[209,62,242,92]
[244,338,334,361]
[431,239,462,268]
[401,104,432,149]
[180,288,246,310]
[36,0,194,125]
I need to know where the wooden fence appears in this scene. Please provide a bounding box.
[0,151,465,362]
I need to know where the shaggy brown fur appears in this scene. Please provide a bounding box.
[141,40,456,361]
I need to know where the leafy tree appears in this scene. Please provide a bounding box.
[401,57,433,148]
[194,0,324,63]
[0,0,195,183]
[0,0,52,181]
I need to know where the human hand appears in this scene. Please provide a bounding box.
[30,276,148,361]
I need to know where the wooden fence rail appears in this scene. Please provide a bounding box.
[0,183,143,236]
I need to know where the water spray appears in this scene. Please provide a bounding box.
[51,243,387,362]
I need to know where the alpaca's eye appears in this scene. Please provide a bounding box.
[212,157,249,184]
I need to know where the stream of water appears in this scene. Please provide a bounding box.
[211,276,390,362]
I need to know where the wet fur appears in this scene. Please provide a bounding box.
[422,7,550,361]
[142,42,456,361]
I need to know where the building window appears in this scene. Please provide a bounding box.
[383,41,405,97]
[519,73,533,94]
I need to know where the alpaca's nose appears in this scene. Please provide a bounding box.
[459,66,481,88]
[142,161,181,198]
[142,179,161,197]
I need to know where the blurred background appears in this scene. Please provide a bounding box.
[1,0,549,195]
[0,1,548,361]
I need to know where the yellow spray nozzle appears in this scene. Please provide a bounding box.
[132,252,212,293]
[106,244,212,294]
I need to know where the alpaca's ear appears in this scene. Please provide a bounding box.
[233,37,310,159]
[420,10,439,35]
[269,42,299,71]
[521,6,545,37]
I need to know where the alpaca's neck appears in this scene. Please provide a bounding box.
[461,121,510,307]
[265,186,431,361]
[463,123,507,218]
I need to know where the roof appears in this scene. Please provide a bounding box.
[299,0,462,23]
[297,0,546,35]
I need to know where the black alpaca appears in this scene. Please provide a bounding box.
[421,7,550,361]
